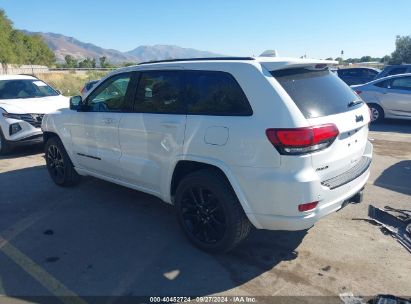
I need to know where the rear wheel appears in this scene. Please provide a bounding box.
[45,137,80,186]
[0,129,12,155]
[368,103,384,122]
[174,169,251,253]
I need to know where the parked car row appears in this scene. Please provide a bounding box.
[337,67,380,85]
[352,73,411,122]
[336,64,411,85]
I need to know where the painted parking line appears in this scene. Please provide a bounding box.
[0,209,51,251]
[0,190,88,304]
[0,236,87,304]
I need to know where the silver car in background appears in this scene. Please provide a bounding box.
[352,73,411,122]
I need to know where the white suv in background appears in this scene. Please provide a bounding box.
[0,75,69,154]
[42,57,373,252]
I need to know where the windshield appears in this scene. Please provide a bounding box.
[0,79,59,100]
[271,68,361,118]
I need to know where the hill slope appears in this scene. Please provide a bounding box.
[24,31,223,64]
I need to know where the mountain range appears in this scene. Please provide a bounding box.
[23,31,223,64]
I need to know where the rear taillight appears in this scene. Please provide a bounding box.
[298,201,318,212]
[266,124,339,155]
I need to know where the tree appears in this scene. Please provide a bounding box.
[380,55,391,63]
[0,9,55,68]
[99,56,107,68]
[345,58,356,63]
[24,34,55,66]
[122,62,137,67]
[360,56,372,62]
[0,9,17,69]
[79,57,96,68]
[334,57,343,64]
[390,35,411,64]
[64,55,78,68]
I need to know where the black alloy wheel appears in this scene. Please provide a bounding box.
[46,144,65,183]
[180,186,227,244]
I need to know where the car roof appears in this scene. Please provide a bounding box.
[381,64,411,71]
[0,74,37,81]
[108,56,338,77]
[384,64,411,67]
[365,72,411,84]
[338,67,380,71]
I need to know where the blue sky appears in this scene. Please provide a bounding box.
[1,0,409,59]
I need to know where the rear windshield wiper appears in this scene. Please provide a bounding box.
[347,100,364,108]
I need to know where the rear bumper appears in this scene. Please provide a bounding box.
[251,168,369,230]
[232,140,373,231]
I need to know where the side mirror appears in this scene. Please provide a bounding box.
[70,96,83,111]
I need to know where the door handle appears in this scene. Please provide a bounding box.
[161,122,179,129]
[102,118,116,124]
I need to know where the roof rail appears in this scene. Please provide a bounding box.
[138,57,255,65]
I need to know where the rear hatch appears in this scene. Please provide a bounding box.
[269,66,370,183]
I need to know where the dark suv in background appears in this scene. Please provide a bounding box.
[375,64,411,79]
[337,67,380,85]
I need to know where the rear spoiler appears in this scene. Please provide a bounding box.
[257,57,338,72]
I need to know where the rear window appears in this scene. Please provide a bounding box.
[338,69,361,77]
[386,67,407,76]
[271,68,359,119]
[134,71,184,114]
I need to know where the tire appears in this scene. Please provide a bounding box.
[0,128,12,155]
[45,136,80,186]
[368,103,384,123]
[174,168,252,253]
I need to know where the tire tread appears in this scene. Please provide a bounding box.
[175,168,251,252]
[45,136,80,187]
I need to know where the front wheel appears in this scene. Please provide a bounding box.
[45,137,80,186]
[174,169,252,253]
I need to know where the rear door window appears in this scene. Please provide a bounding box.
[364,69,379,76]
[390,76,411,91]
[271,68,359,118]
[133,71,184,114]
[184,71,252,116]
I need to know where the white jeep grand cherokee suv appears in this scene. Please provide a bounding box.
[0,75,68,154]
[42,57,373,252]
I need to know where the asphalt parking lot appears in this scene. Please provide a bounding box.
[0,120,410,303]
